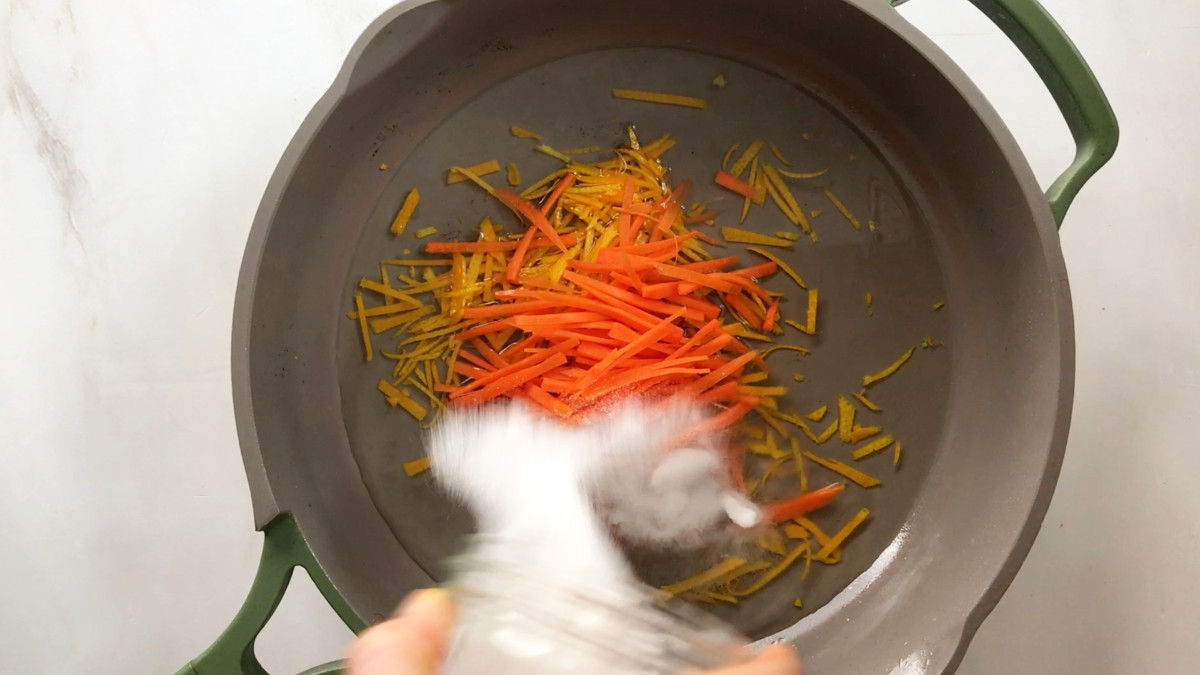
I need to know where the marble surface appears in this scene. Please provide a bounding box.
[2,1,1197,673]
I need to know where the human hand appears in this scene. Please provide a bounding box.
[347,589,802,675]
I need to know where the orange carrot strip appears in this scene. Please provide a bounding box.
[725,293,764,329]
[498,289,675,335]
[679,256,740,273]
[506,223,539,282]
[763,300,780,331]
[455,352,570,404]
[540,173,577,217]
[525,383,574,418]
[641,282,682,300]
[462,300,560,319]
[651,262,737,292]
[730,262,778,279]
[561,270,703,322]
[618,177,636,246]
[455,321,515,340]
[596,232,698,262]
[508,311,608,327]
[449,338,580,398]
[697,380,740,403]
[683,209,722,224]
[688,351,759,394]
[471,339,509,369]
[715,170,765,201]
[496,188,568,252]
[572,309,687,392]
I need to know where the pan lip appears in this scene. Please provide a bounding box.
[231,0,443,530]
[232,0,1075,662]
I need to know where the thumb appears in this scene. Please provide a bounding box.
[348,589,455,675]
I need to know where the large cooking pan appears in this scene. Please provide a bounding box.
[177,0,1117,673]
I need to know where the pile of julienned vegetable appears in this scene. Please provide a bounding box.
[349,109,935,607]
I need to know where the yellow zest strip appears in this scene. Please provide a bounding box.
[783,523,809,539]
[390,187,420,235]
[381,258,455,266]
[759,344,810,358]
[661,557,746,595]
[775,231,801,241]
[535,144,573,162]
[792,373,805,382]
[851,434,896,460]
[377,380,428,420]
[721,227,793,247]
[746,247,805,289]
[559,146,603,155]
[446,165,498,196]
[739,385,787,397]
[414,226,438,239]
[612,88,708,109]
[447,160,500,184]
[862,346,916,387]
[934,301,945,310]
[355,292,372,361]
[791,436,808,492]
[794,598,804,608]
[506,162,520,186]
[731,543,809,596]
[893,441,902,467]
[761,163,811,233]
[837,396,855,443]
[779,167,830,179]
[815,418,839,444]
[402,456,432,477]
[801,451,881,488]
[806,405,827,422]
[359,279,423,306]
[815,508,870,560]
[346,302,425,321]
[853,391,882,412]
[769,141,793,166]
[721,142,741,171]
[370,306,435,333]
[729,139,765,178]
[823,188,862,230]
[511,126,541,140]
[847,425,882,443]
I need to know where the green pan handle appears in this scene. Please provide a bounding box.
[175,514,366,675]
[894,0,1119,226]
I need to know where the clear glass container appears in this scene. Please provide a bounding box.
[442,544,750,674]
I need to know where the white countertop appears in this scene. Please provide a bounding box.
[3,1,1197,673]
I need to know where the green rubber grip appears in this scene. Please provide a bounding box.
[175,515,366,675]
[895,0,1119,226]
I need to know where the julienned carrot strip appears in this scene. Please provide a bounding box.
[763,483,845,523]
[763,300,780,331]
[691,229,725,247]
[455,352,569,404]
[697,380,740,403]
[453,361,490,379]
[596,232,698,262]
[666,319,722,360]
[679,256,740,273]
[641,282,681,300]
[425,235,577,254]
[462,300,559,319]
[500,334,541,361]
[449,338,580,398]
[688,350,759,394]
[539,172,576,217]
[572,308,687,392]
[471,339,509,369]
[668,294,722,320]
[725,293,764,329]
[525,383,574,417]
[455,349,494,370]
[580,362,712,402]
[495,188,569,252]
[508,311,608,327]
[730,261,777,279]
[651,262,737,292]
[561,270,703,322]
[692,397,759,435]
[507,222,539,282]
[714,170,765,201]
[496,289,677,336]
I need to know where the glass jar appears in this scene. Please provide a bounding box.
[442,544,750,674]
